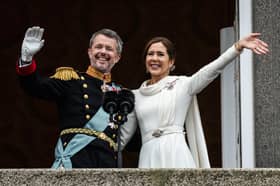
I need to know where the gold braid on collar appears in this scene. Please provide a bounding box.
[86,65,111,83]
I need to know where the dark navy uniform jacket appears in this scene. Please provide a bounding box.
[16,61,118,168]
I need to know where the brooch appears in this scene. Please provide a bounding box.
[152,129,163,137]
[164,78,179,90]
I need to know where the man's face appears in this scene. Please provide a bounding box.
[88,34,120,73]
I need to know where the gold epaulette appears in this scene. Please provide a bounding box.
[50,67,80,80]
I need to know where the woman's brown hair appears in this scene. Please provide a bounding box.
[142,37,176,62]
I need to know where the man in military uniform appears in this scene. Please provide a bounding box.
[16,26,123,168]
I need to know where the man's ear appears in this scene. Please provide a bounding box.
[88,48,92,59]
[114,54,121,64]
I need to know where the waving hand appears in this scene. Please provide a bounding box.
[21,26,45,62]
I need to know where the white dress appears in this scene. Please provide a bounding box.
[120,46,240,168]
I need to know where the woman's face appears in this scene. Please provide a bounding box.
[145,42,174,80]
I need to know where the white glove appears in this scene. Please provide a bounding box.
[21,26,45,62]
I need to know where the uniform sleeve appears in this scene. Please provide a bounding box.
[16,59,37,76]
[17,61,70,100]
[120,109,138,150]
[187,45,241,95]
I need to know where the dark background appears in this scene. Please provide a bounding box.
[1,0,234,168]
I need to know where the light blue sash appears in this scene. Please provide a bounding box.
[51,107,109,169]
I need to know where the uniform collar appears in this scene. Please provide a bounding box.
[86,65,111,83]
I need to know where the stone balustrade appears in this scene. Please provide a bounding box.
[1,168,280,185]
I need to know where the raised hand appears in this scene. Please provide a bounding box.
[236,33,269,55]
[21,26,45,61]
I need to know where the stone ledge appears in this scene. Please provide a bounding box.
[1,168,280,186]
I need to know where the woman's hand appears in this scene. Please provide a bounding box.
[235,33,269,55]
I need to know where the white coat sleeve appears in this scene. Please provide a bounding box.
[120,109,138,150]
[188,45,241,95]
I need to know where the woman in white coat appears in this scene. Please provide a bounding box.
[121,33,269,168]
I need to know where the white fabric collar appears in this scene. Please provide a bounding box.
[139,76,178,96]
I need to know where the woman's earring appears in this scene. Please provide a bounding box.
[170,65,175,72]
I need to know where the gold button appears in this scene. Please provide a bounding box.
[83,83,88,88]
[85,114,90,120]
[81,76,85,80]
[85,104,90,109]
[112,134,116,139]
[83,94,89,99]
